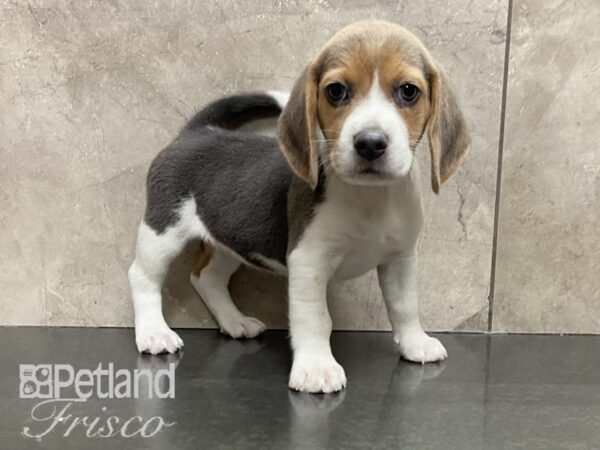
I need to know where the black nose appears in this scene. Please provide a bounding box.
[353,129,388,161]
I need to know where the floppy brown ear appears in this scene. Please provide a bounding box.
[277,63,320,189]
[427,66,470,193]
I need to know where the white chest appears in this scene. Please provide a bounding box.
[299,176,424,281]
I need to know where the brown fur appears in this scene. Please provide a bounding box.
[277,20,469,193]
[277,66,320,189]
[192,243,213,277]
[427,69,470,192]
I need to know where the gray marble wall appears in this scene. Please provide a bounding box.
[1,0,597,333]
[493,0,600,333]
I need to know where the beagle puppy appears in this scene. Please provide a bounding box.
[128,20,469,393]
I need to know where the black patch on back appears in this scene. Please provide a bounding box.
[144,127,293,265]
[185,93,282,130]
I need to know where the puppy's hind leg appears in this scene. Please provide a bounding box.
[190,247,266,339]
[128,220,187,354]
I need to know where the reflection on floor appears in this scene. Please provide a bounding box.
[1,328,599,449]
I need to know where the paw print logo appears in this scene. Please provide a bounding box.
[19,365,53,399]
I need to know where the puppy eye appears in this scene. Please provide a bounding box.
[395,83,420,106]
[325,83,350,105]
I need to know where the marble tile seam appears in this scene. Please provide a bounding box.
[488,0,514,332]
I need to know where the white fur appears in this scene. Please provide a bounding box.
[288,167,446,392]
[128,199,206,354]
[378,248,447,363]
[129,198,266,352]
[249,253,288,275]
[267,90,291,109]
[130,86,446,390]
[336,72,414,184]
[130,179,446,388]
[190,249,266,338]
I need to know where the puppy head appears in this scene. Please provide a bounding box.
[277,20,469,192]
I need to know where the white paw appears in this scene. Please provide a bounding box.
[289,353,347,393]
[219,316,266,339]
[395,331,447,364]
[135,320,184,355]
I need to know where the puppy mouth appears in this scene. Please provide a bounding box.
[340,166,395,186]
[355,157,414,180]
[328,145,410,184]
[359,168,380,175]
[342,161,412,186]
[355,163,389,178]
[354,169,389,181]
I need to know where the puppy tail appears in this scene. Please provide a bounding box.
[185,91,289,131]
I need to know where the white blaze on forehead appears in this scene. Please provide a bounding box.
[349,72,401,131]
[336,72,414,178]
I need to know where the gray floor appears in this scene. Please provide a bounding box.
[1,328,599,449]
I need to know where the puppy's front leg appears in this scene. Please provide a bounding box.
[378,251,447,364]
[287,247,346,393]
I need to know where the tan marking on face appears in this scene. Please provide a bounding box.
[316,50,374,168]
[315,26,431,157]
[278,20,468,190]
[377,41,430,146]
[192,242,213,277]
